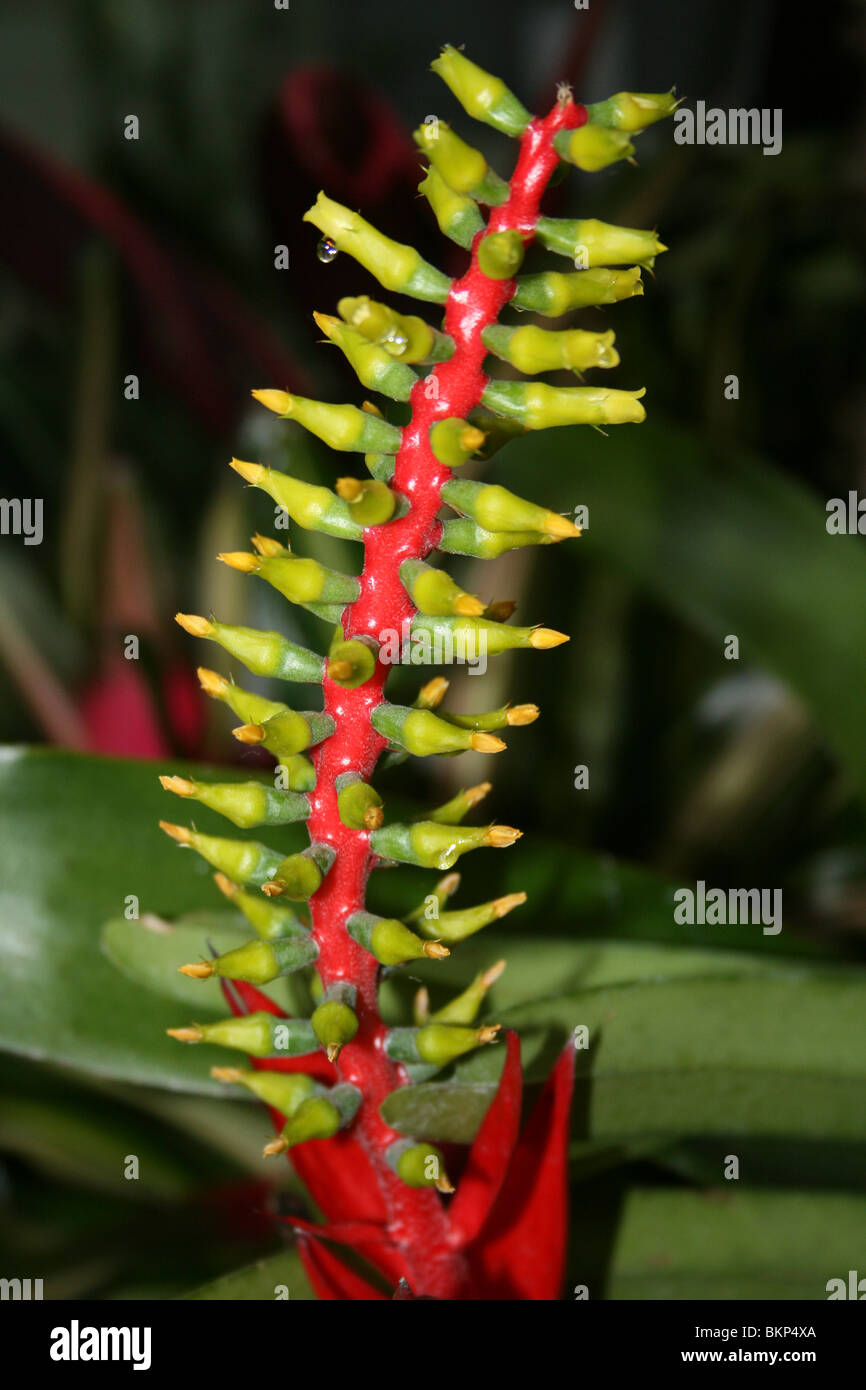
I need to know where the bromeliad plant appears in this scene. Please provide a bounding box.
[160,49,675,1300]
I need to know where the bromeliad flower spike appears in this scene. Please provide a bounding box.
[162,49,676,1300]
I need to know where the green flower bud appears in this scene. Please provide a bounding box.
[311,986,359,1059]
[512,266,643,314]
[181,933,318,986]
[387,1138,453,1192]
[159,822,284,889]
[346,912,450,965]
[313,313,417,401]
[210,1066,317,1114]
[265,843,336,902]
[304,193,452,302]
[429,416,486,467]
[415,890,527,943]
[167,1010,317,1058]
[213,872,310,940]
[175,613,324,684]
[418,165,485,251]
[431,959,506,1025]
[334,476,398,526]
[586,90,679,132]
[399,558,484,617]
[427,780,492,824]
[233,708,334,760]
[535,216,666,267]
[385,1022,501,1066]
[250,391,402,453]
[442,478,581,539]
[336,774,384,830]
[159,775,310,830]
[553,125,635,171]
[414,121,508,206]
[338,296,454,364]
[370,819,520,871]
[365,452,396,482]
[439,517,556,558]
[409,612,569,658]
[220,546,360,610]
[442,702,538,732]
[266,1085,362,1155]
[276,755,317,792]
[371,702,505,757]
[476,228,525,279]
[482,379,646,428]
[228,459,363,541]
[327,637,378,689]
[431,46,531,137]
[405,870,462,923]
[482,322,619,374]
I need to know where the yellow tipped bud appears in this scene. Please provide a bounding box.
[175,613,212,638]
[166,1026,202,1043]
[232,723,267,746]
[417,676,449,708]
[363,804,385,830]
[454,593,486,617]
[544,513,582,539]
[159,820,193,845]
[263,1136,290,1157]
[178,962,213,979]
[229,457,265,484]
[494,891,528,918]
[210,1066,244,1083]
[471,732,506,753]
[361,400,383,418]
[465,781,492,807]
[326,1043,342,1065]
[159,775,195,798]
[218,551,261,573]
[486,826,521,848]
[327,660,354,682]
[481,960,507,989]
[424,941,451,960]
[251,533,285,557]
[530,628,569,649]
[251,388,292,416]
[335,476,364,502]
[507,704,539,726]
[478,1024,502,1045]
[196,666,229,698]
[435,1173,456,1195]
[261,881,285,899]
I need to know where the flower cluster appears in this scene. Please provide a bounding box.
[160,48,675,1299]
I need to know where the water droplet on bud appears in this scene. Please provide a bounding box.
[380,327,409,357]
[316,237,338,264]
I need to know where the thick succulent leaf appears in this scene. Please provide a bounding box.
[499,419,866,804]
[591,1187,866,1300]
[382,973,866,1145]
[182,1248,316,1300]
[0,747,306,1093]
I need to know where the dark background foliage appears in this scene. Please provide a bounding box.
[0,0,864,1299]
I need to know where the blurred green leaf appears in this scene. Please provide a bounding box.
[499,419,866,802]
[382,972,866,1144]
[182,1248,316,1301]
[0,747,306,1094]
[592,1187,866,1300]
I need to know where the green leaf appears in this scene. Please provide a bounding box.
[593,1187,866,1299]
[0,747,306,1094]
[500,419,866,802]
[182,1249,316,1300]
[382,973,866,1145]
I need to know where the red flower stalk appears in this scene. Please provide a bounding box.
[161,50,676,1299]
